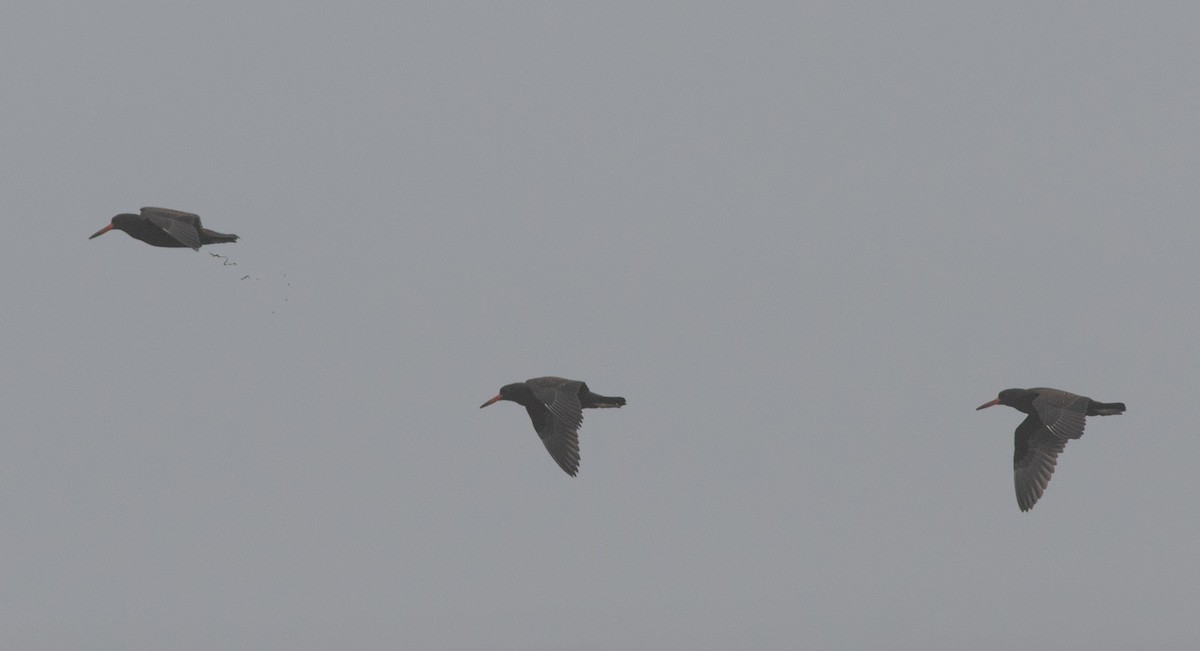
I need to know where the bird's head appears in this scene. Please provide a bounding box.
[88,213,138,239]
[976,388,1025,410]
[479,383,529,408]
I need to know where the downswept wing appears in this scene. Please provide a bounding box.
[142,207,203,250]
[527,378,585,476]
[1013,415,1070,511]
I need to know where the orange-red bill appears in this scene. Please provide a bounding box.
[89,223,114,239]
[976,398,1001,410]
[479,394,503,409]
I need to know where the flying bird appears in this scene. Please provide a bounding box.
[89,207,238,250]
[480,376,625,476]
[977,387,1124,511]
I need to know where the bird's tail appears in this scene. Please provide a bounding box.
[200,229,239,244]
[1088,401,1126,416]
[584,393,626,408]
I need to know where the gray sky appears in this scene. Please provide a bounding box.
[2,2,1198,649]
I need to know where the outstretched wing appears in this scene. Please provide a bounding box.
[526,378,585,476]
[1030,389,1089,440]
[142,207,203,250]
[1013,415,1070,511]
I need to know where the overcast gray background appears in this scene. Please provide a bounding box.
[2,2,1198,649]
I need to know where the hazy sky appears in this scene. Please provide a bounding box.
[2,2,1198,649]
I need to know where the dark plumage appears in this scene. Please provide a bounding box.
[480,376,625,476]
[89,207,238,250]
[977,387,1125,511]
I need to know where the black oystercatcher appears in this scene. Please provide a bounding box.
[480,377,625,476]
[89,207,238,250]
[977,387,1124,511]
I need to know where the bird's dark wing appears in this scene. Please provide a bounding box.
[1013,414,1069,511]
[1030,389,1088,440]
[142,207,200,220]
[142,207,202,250]
[524,405,580,476]
[527,379,585,476]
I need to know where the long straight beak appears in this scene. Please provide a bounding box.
[976,398,1001,410]
[89,223,114,239]
[479,394,503,409]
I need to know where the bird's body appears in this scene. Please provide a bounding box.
[89,207,238,250]
[480,376,625,476]
[977,387,1124,511]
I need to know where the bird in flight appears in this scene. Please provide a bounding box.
[89,207,238,251]
[481,376,625,476]
[977,387,1124,511]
